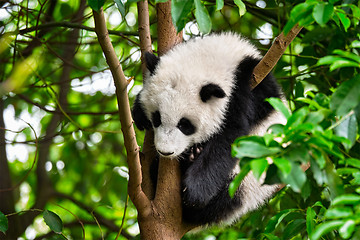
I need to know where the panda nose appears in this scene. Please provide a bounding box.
[158,151,174,156]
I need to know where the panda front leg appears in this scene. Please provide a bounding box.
[181,138,237,208]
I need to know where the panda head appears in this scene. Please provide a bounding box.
[133,34,261,158]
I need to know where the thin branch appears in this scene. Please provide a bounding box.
[251,24,303,89]
[17,21,139,45]
[92,8,151,213]
[17,93,118,116]
[54,192,132,239]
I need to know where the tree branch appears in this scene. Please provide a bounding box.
[92,8,151,216]
[136,0,159,201]
[251,24,303,89]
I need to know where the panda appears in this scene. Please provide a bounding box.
[132,33,286,226]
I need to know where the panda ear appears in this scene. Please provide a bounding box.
[144,52,160,75]
[200,83,226,102]
[132,94,152,130]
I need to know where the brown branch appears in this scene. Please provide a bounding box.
[92,7,151,216]
[251,24,303,89]
[156,2,183,56]
[137,0,153,78]
[137,0,157,200]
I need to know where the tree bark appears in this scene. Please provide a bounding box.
[0,97,18,239]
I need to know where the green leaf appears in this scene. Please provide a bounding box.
[310,220,344,240]
[283,219,306,240]
[334,113,357,150]
[333,49,360,63]
[265,209,299,233]
[43,210,63,234]
[229,163,250,197]
[172,0,193,32]
[250,158,268,180]
[215,0,224,11]
[339,219,356,239]
[305,111,325,124]
[335,11,351,32]
[114,0,125,17]
[318,55,360,71]
[266,97,291,119]
[194,0,212,34]
[350,40,360,48]
[318,55,348,65]
[285,107,308,131]
[260,233,280,240]
[280,161,306,193]
[331,194,360,206]
[234,0,246,17]
[342,158,360,169]
[87,0,105,12]
[283,2,314,34]
[324,207,353,219]
[330,75,360,116]
[329,60,360,71]
[0,211,8,234]
[306,207,316,236]
[232,141,280,159]
[312,3,334,26]
[273,157,292,177]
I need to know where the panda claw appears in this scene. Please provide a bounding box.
[189,153,195,161]
[196,147,201,155]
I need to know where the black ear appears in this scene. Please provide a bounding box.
[144,52,160,75]
[200,83,226,102]
[235,56,260,87]
[132,95,152,130]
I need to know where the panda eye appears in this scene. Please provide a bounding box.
[152,111,161,128]
[177,117,196,135]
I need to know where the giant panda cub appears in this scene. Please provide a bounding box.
[132,33,286,226]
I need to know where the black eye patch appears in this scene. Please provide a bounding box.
[152,111,161,128]
[177,117,196,135]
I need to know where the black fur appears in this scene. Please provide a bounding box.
[152,111,161,128]
[177,118,196,135]
[144,52,160,75]
[132,55,281,225]
[200,83,226,102]
[132,96,151,130]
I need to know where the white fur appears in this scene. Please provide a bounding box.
[140,33,261,157]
